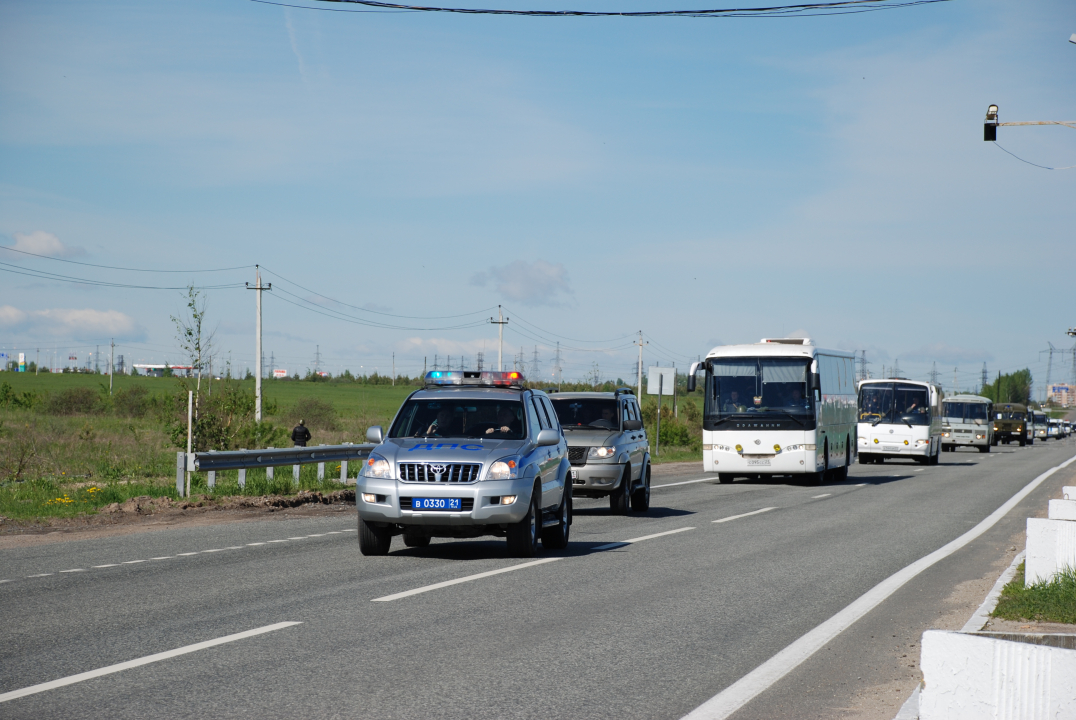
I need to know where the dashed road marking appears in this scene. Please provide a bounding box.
[122,560,146,564]
[653,477,712,489]
[373,558,564,602]
[811,494,831,499]
[0,622,302,704]
[59,569,85,573]
[27,573,53,578]
[713,508,777,524]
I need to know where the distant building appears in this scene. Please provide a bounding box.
[132,364,194,378]
[1047,383,1075,407]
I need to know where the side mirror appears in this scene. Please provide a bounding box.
[687,361,701,393]
[810,372,822,401]
[624,419,642,431]
[366,425,384,444]
[536,428,561,447]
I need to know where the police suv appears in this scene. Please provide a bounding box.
[357,371,571,557]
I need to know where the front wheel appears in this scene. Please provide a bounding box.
[717,472,734,483]
[507,487,540,558]
[541,488,571,550]
[978,444,990,454]
[610,465,632,514]
[631,463,651,512]
[359,518,392,556]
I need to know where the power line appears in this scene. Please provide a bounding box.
[268,290,489,332]
[0,263,246,290]
[278,0,952,18]
[0,245,250,272]
[993,143,1076,171]
[260,266,496,321]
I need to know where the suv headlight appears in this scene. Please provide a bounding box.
[362,452,393,479]
[588,446,617,459]
[486,456,521,481]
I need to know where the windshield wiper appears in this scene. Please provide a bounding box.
[773,412,805,427]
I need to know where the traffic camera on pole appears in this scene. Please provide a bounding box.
[984,105,998,141]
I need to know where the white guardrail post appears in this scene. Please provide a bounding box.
[266,447,274,480]
[317,445,325,481]
[188,444,375,494]
[175,452,185,498]
[238,450,247,489]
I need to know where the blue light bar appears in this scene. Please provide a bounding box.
[424,371,525,387]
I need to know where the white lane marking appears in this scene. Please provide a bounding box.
[681,452,1076,720]
[21,528,354,580]
[373,558,564,602]
[343,529,357,532]
[653,477,712,489]
[0,579,12,584]
[287,537,306,541]
[712,508,776,524]
[0,621,302,704]
[914,469,924,473]
[593,525,696,551]
[855,484,866,487]
[811,494,831,499]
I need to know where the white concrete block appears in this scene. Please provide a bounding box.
[1064,486,1076,501]
[1049,499,1076,521]
[920,630,1076,720]
[1026,517,1076,586]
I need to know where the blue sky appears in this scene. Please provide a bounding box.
[1,0,1074,395]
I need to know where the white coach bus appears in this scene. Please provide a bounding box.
[857,378,942,465]
[687,339,857,486]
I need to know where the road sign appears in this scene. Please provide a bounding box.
[647,367,675,395]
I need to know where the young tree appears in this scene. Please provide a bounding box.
[171,286,215,450]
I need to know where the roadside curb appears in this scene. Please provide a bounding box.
[892,550,1026,720]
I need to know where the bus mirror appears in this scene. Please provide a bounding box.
[810,372,822,392]
[687,361,700,392]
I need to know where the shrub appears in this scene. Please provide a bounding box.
[113,385,152,418]
[46,387,101,415]
[288,397,339,431]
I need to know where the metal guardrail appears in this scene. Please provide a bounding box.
[175,443,376,497]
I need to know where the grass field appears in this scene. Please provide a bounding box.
[0,372,701,520]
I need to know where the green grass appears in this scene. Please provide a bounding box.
[650,446,702,464]
[992,562,1076,625]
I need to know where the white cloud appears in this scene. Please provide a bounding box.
[0,305,144,341]
[5,231,85,259]
[470,260,573,307]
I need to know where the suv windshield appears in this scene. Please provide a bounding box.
[550,398,619,429]
[389,399,526,440]
[858,383,931,426]
[942,402,989,423]
[704,357,813,419]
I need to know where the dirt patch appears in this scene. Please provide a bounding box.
[0,489,356,549]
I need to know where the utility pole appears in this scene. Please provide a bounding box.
[314,345,322,375]
[954,367,958,394]
[95,344,100,374]
[477,351,484,372]
[392,352,395,386]
[269,351,275,380]
[246,265,271,422]
[930,362,939,385]
[109,339,115,395]
[635,331,647,398]
[531,346,541,379]
[433,354,439,372]
[981,363,988,393]
[553,342,563,390]
[35,348,39,376]
[490,306,508,371]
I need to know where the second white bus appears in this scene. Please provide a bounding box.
[857,378,942,464]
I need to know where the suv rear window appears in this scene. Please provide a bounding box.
[550,398,619,429]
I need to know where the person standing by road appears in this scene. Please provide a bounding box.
[292,419,312,447]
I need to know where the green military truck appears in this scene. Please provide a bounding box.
[992,402,1028,446]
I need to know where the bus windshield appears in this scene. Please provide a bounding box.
[858,383,931,426]
[704,357,813,419]
[942,402,988,423]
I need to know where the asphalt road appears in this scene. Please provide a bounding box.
[2,437,1075,719]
